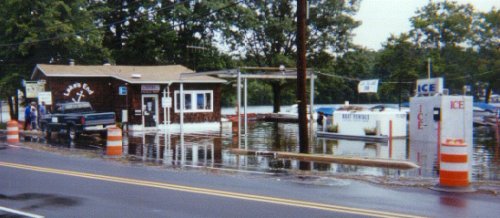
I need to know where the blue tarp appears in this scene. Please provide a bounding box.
[316,107,336,116]
[474,102,498,112]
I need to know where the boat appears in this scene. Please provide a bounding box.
[277,104,318,120]
[318,104,408,141]
[473,102,499,126]
[315,106,336,116]
[263,104,318,122]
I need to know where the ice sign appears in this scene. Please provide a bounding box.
[416,78,443,95]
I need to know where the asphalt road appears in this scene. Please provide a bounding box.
[1,143,499,218]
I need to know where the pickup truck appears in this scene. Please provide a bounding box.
[40,102,116,140]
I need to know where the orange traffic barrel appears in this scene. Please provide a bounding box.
[7,120,20,143]
[106,127,122,156]
[432,139,474,192]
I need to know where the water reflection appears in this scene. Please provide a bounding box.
[125,132,219,168]
[23,132,104,150]
[439,195,467,207]
[24,121,500,182]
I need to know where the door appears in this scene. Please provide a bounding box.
[142,95,158,129]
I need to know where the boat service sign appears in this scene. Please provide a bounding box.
[341,113,370,122]
[416,78,443,95]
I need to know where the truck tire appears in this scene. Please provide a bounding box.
[45,127,52,141]
[68,126,78,140]
[100,131,107,138]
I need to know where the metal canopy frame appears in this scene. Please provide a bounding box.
[180,68,317,150]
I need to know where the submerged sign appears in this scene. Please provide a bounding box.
[417,78,443,95]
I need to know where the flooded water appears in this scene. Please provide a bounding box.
[68,121,497,182]
[12,105,500,183]
[94,121,496,182]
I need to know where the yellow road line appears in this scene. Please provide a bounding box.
[0,161,424,218]
[0,206,44,218]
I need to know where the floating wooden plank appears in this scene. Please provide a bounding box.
[230,148,419,169]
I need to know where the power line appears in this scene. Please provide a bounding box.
[445,70,495,81]
[317,71,412,84]
[316,71,360,81]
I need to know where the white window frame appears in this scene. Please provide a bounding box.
[174,90,213,113]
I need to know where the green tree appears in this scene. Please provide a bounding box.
[100,0,234,71]
[100,0,173,65]
[409,0,478,94]
[472,8,500,102]
[375,34,419,104]
[335,48,377,103]
[218,0,361,111]
[410,0,474,49]
[0,0,108,118]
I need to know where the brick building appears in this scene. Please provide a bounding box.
[31,64,226,131]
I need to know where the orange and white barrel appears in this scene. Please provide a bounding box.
[7,120,20,143]
[106,127,122,156]
[439,139,469,187]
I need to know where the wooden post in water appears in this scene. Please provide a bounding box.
[496,109,499,146]
[389,120,393,158]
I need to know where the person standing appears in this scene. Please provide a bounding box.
[317,111,325,126]
[24,103,31,130]
[38,101,47,128]
[30,102,38,130]
[39,101,47,118]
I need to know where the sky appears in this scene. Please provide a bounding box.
[353,0,500,51]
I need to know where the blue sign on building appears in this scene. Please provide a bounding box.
[119,86,127,95]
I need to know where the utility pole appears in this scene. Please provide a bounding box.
[297,0,308,153]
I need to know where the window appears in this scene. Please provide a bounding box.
[174,90,213,113]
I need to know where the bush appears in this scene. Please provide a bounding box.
[364,127,377,135]
[327,124,338,133]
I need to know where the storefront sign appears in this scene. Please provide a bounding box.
[63,82,94,102]
[25,81,45,98]
[162,97,172,108]
[141,85,160,93]
[38,92,53,105]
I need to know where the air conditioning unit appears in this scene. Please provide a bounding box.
[131,74,142,79]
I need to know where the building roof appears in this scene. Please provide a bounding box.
[32,64,227,84]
